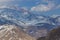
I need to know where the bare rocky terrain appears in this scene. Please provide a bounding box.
[0,25,36,40]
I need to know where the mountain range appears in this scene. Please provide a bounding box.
[0,8,60,38]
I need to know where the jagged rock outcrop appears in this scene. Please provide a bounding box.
[46,27,60,40]
[0,25,36,40]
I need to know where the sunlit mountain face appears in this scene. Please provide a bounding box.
[0,0,60,40]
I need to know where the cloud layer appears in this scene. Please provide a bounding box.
[31,2,55,12]
[0,0,14,2]
[31,0,60,12]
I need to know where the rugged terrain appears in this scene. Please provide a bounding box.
[0,25,36,40]
[0,8,60,39]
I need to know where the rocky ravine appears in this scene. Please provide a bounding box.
[0,25,36,40]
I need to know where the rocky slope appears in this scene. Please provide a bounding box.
[0,25,36,40]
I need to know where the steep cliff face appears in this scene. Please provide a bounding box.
[0,25,36,40]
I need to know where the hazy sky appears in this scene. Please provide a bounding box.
[0,0,60,16]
